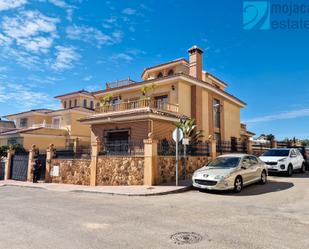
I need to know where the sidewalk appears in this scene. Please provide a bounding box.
[0,180,193,196]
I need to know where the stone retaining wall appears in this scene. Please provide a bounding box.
[96,156,144,186]
[158,156,210,184]
[51,159,91,185]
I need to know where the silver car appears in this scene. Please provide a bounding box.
[192,154,268,193]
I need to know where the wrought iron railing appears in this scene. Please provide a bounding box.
[95,99,179,114]
[99,141,144,156]
[105,78,136,89]
[157,140,210,156]
[216,140,248,155]
[54,146,91,159]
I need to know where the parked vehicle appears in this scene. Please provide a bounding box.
[292,146,309,170]
[259,148,305,176]
[192,154,267,193]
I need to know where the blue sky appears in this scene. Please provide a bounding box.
[0,0,309,140]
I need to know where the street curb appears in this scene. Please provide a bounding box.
[70,185,193,196]
[0,183,193,196]
[0,184,47,191]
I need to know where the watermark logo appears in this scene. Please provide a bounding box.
[243,1,309,30]
[243,1,270,30]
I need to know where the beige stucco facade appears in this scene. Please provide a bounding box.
[1,107,93,151]
[79,46,250,147]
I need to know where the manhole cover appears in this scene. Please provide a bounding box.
[170,232,202,245]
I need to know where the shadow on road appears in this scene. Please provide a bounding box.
[269,171,309,179]
[198,180,294,196]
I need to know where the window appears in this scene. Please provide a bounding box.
[213,99,221,129]
[290,150,297,157]
[167,69,174,76]
[214,133,221,143]
[90,101,94,109]
[69,100,72,108]
[63,101,67,109]
[154,95,168,110]
[157,72,163,78]
[20,118,28,128]
[96,102,100,107]
[83,99,87,108]
[52,118,60,128]
[248,156,259,165]
[74,99,77,107]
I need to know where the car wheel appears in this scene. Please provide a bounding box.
[287,164,293,177]
[300,163,306,173]
[234,176,242,193]
[260,170,267,184]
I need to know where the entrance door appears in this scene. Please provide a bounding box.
[106,131,129,154]
[10,154,29,181]
[37,154,47,181]
[0,159,5,180]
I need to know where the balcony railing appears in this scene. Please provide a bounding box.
[32,123,62,129]
[95,99,179,114]
[105,78,136,89]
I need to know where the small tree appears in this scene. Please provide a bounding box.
[100,93,113,107]
[140,83,157,101]
[174,118,204,153]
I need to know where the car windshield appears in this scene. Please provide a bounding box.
[262,149,290,157]
[208,157,240,168]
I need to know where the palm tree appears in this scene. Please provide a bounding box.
[174,118,203,180]
[174,118,204,154]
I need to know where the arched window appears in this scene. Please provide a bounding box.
[63,101,67,109]
[167,69,174,76]
[83,99,87,108]
[69,100,72,108]
[90,101,94,109]
[157,72,163,78]
[74,99,77,107]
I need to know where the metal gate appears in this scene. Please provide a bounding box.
[10,154,29,181]
[37,154,46,181]
[0,159,5,180]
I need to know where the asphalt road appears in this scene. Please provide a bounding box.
[0,173,309,249]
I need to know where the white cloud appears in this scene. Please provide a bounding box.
[122,8,136,15]
[0,82,55,110]
[0,0,27,11]
[0,10,59,53]
[85,84,101,92]
[83,75,92,81]
[51,46,79,71]
[244,108,309,123]
[66,25,122,47]
[111,53,133,62]
[48,0,67,8]
[48,0,74,21]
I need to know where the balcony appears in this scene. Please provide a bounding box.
[31,123,63,129]
[105,78,136,89]
[95,99,179,114]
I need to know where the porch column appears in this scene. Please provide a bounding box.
[143,138,158,186]
[27,145,37,182]
[73,137,80,153]
[4,148,15,180]
[45,144,55,183]
[247,140,253,154]
[271,140,277,148]
[210,138,217,160]
[90,136,100,186]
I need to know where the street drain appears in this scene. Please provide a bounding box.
[170,232,202,245]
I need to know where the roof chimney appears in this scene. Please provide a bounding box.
[188,45,203,80]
